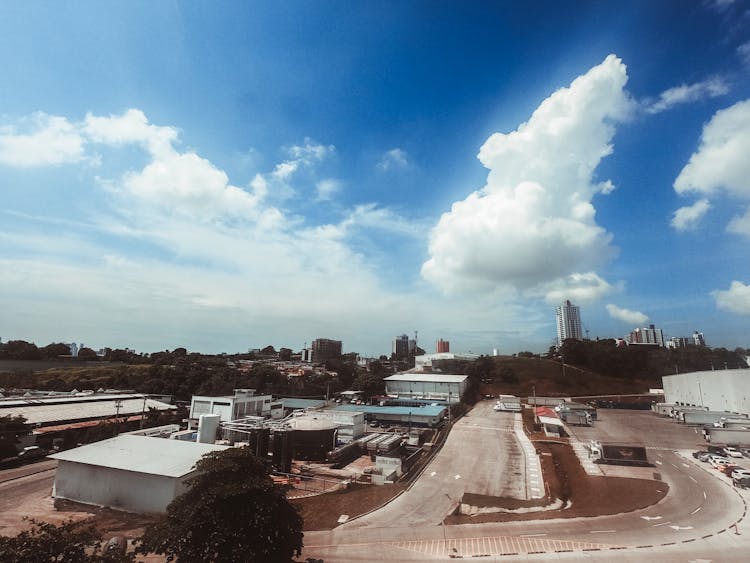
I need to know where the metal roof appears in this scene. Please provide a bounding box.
[0,397,175,425]
[50,435,229,478]
[383,374,468,383]
[281,398,326,409]
[335,404,446,417]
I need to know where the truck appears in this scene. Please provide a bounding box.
[589,440,649,466]
[494,399,522,412]
[560,410,591,426]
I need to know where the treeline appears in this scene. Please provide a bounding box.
[0,339,148,363]
[557,339,748,380]
[0,351,386,402]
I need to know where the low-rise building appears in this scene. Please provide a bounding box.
[383,373,467,403]
[189,389,272,423]
[50,435,229,513]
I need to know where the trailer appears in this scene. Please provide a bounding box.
[681,411,747,426]
[558,402,597,421]
[721,419,750,430]
[702,427,750,446]
[652,403,677,416]
[589,441,649,466]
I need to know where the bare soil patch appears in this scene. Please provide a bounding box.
[54,499,159,541]
[446,441,667,524]
[291,482,406,530]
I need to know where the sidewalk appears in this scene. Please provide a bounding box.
[514,413,545,499]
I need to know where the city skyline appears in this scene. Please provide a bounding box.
[1,2,749,356]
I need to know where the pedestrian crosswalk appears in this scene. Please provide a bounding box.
[391,534,617,557]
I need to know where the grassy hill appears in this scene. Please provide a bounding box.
[477,356,660,399]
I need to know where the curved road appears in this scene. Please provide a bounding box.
[301,408,749,561]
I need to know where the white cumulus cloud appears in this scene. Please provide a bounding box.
[606,303,648,325]
[673,99,750,236]
[315,178,341,201]
[0,112,86,166]
[712,281,750,315]
[645,77,729,114]
[739,41,750,68]
[539,272,616,304]
[671,198,712,231]
[422,54,631,295]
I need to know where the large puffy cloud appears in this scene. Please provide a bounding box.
[0,113,86,166]
[673,99,750,235]
[422,55,630,295]
[606,303,648,325]
[712,281,750,315]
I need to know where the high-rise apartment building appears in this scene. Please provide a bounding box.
[556,300,582,347]
[627,324,664,347]
[693,331,706,346]
[392,334,416,359]
[436,339,450,353]
[311,338,342,363]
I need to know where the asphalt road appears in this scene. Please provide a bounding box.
[0,460,57,535]
[302,408,750,562]
[339,400,526,529]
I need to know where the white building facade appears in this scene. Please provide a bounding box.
[662,369,750,416]
[189,389,272,422]
[556,300,582,347]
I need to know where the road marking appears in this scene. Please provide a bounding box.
[430,472,436,477]
[689,476,697,483]
[670,463,679,469]
[454,474,461,480]
[640,516,662,521]
[669,525,694,531]
[589,530,616,534]
[703,490,707,500]
[520,533,547,538]
[652,521,671,527]
[654,460,663,465]
[682,463,691,468]
[691,507,702,515]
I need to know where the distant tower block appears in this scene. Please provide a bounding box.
[436,339,450,353]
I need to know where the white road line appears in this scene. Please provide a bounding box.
[689,476,697,483]
[691,506,702,515]
[589,530,616,534]
[652,521,672,527]
[703,490,707,500]
[520,533,547,538]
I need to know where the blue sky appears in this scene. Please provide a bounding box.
[1,1,749,356]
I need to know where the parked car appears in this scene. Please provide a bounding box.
[722,446,743,458]
[731,468,750,480]
[740,448,750,459]
[17,446,46,462]
[697,452,713,462]
[693,450,709,459]
[709,456,732,469]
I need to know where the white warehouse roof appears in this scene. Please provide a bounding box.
[50,435,229,478]
[384,374,468,383]
[0,395,175,426]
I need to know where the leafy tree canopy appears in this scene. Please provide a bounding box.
[137,447,303,563]
[0,519,133,562]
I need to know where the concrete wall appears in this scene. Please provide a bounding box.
[53,461,189,513]
[662,369,750,416]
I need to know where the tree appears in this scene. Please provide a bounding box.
[137,447,303,563]
[0,518,133,562]
[0,415,28,459]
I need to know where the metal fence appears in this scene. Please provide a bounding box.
[273,472,348,497]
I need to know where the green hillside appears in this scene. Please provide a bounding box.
[476,356,659,399]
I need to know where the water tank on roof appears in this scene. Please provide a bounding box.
[197,413,221,444]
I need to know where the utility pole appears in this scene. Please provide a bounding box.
[114,400,123,435]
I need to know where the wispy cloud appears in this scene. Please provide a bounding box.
[606,303,648,325]
[0,112,86,166]
[645,77,729,114]
[671,199,712,231]
[738,41,750,68]
[377,148,409,171]
[315,178,341,201]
